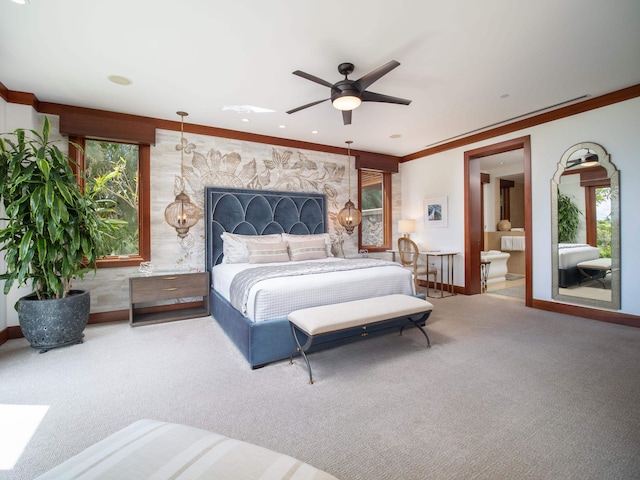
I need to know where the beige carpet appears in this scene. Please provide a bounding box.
[1,294,640,479]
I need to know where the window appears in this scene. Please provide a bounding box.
[69,137,150,267]
[358,169,391,251]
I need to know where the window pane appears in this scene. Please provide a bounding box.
[85,140,139,256]
[361,170,384,247]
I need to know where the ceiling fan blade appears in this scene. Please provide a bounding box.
[292,70,334,88]
[342,110,352,125]
[361,90,412,105]
[354,60,401,91]
[286,98,330,115]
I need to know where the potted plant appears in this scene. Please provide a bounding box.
[0,117,119,352]
[557,191,582,243]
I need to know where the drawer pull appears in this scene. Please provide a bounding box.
[162,276,179,280]
[163,287,178,291]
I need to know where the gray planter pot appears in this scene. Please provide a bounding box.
[18,290,90,353]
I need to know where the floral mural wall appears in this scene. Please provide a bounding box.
[154,129,362,271]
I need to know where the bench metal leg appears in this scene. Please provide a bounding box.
[289,322,314,384]
[399,311,431,347]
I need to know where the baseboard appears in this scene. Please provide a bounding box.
[0,327,8,346]
[532,299,640,327]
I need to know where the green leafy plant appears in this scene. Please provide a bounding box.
[557,191,582,243]
[0,117,121,301]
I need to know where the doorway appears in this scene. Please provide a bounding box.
[464,136,532,306]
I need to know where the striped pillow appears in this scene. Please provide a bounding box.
[288,238,328,261]
[247,241,290,264]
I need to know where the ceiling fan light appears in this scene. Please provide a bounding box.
[332,95,361,111]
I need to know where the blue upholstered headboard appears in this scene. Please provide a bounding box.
[205,187,327,268]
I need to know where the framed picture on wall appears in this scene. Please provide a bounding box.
[424,196,448,227]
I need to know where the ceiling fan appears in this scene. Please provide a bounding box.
[286,60,411,125]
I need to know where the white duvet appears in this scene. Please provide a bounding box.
[212,258,415,322]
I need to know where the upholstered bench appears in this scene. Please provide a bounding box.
[577,257,612,287]
[288,294,434,384]
[36,419,338,479]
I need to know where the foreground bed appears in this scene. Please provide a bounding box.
[205,187,416,368]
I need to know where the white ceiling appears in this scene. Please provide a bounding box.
[1,0,639,157]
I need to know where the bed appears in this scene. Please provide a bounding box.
[557,243,601,287]
[205,187,416,368]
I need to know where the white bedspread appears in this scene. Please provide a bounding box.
[212,258,415,322]
[558,243,600,269]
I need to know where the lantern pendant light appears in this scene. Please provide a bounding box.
[164,111,201,238]
[337,140,362,235]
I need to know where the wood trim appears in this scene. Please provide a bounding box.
[355,152,399,173]
[465,136,532,305]
[0,81,8,102]
[532,299,640,327]
[585,186,597,247]
[8,325,22,339]
[402,83,640,161]
[60,111,156,145]
[0,327,8,346]
[88,310,129,324]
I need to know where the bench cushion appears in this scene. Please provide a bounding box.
[288,294,433,336]
[577,257,611,270]
[37,419,338,480]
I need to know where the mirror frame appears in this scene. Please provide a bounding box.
[551,142,620,310]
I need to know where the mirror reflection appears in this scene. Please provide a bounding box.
[551,142,620,310]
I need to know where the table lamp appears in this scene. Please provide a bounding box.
[398,219,416,238]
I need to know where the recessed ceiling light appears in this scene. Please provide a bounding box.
[108,75,132,86]
[389,134,402,139]
[242,118,249,122]
[312,130,318,134]
[279,125,286,129]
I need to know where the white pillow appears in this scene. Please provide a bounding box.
[288,238,327,261]
[282,233,333,257]
[221,232,282,264]
[247,241,290,264]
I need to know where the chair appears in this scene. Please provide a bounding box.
[398,237,437,291]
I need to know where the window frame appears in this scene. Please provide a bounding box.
[68,136,151,268]
[357,169,392,252]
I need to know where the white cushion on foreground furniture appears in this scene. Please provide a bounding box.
[37,419,338,480]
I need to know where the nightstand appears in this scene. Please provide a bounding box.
[129,271,210,326]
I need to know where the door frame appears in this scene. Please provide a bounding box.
[464,136,532,306]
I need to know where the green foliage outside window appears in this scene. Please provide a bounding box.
[85,141,139,256]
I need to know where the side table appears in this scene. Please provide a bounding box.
[129,271,210,326]
[423,251,458,298]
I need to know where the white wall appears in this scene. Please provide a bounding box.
[401,96,640,315]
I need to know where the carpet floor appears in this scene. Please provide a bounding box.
[1,294,639,480]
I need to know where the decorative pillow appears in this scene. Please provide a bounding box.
[288,238,328,261]
[282,233,333,257]
[221,232,281,264]
[247,241,290,264]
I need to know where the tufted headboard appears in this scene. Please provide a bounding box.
[204,187,327,269]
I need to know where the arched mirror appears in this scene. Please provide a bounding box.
[551,142,620,309]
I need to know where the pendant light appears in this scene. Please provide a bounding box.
[164,111,201,238]
[337,140,362,235]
